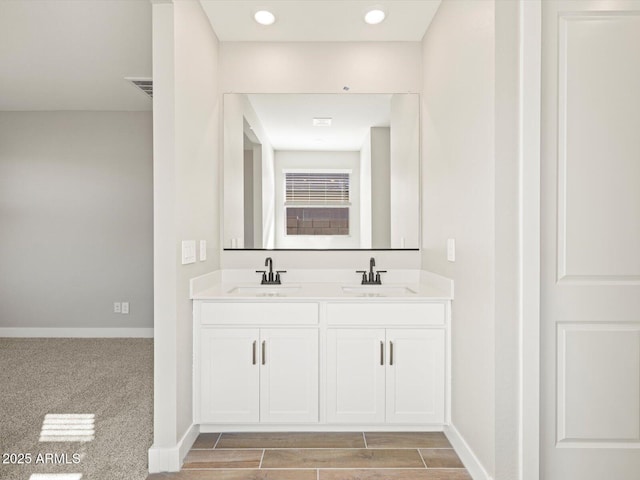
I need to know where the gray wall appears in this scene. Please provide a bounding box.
[0,111,153,330]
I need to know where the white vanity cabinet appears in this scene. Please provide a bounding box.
[259,328,318,423]
[195,302,319,424]
[199,327,260,423]
[326,328,386,423]
[194,296,450,430]
[326,303,446,425]
[385,328,445,423]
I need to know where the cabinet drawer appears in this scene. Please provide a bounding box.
[199,302,319,325]
[327,302,445,326]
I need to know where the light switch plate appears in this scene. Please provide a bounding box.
[181,240,196,265]
[199,240,207,261]
[121,302,129,314]
[447,238,456,262]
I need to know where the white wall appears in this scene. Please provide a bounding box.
[151,0,220,468]
[223,94,248,248]
[370,127,391,248]
[252,145,263,248]
[390,94,420,248]
[223,94,275,249]
[274,150,360,249]
[243,148,254,248]
[0,111,152,332]
[174,0,221,437]
[151,2,178,459]
[220,42,422,94]
[261,141,276,249]
[494,1,521,478]
[220,41,422,268]
[359,130,372,248]
[421,0,496,477]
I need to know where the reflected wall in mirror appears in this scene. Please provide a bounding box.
[223,93,419,250]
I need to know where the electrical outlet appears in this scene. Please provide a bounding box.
[113,302,121,314]
[121,302,129,314]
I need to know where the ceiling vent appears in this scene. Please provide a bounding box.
[125,77,153,98]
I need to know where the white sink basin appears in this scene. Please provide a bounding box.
[341,286,417,297]
[227,285,302,297]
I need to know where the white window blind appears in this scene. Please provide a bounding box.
[285,172,350,205]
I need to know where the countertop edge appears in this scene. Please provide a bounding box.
[190,269,453,301]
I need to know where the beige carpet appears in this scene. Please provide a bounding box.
[0,338,153,480]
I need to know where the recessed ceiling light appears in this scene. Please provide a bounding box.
[313,118,332,127]
[364,9,386,25]
[254,10,276,26]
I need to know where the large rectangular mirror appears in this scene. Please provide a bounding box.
[223,93,419,250]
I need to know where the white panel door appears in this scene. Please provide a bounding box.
[199,328,259,423]
[259,328,319,423]
[326,328,386,423]
[542,1,640,478]
[386,329,445,424]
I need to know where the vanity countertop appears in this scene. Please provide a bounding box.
[190,269,453,301]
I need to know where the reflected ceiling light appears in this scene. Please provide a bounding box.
[254,10,276,25]
[364,9,386,25]
[313,118,332,127]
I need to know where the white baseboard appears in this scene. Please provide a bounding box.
[148,424,199,473]
[445,424,493,480]
[0,328,154,338]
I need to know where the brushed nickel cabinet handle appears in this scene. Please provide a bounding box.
[252,340,257,365]
[390,341,394,366]
[261,340,266,365]
[380,341,384,365]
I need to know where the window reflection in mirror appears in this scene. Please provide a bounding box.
[223,93,419,250]
[285,171,351,238]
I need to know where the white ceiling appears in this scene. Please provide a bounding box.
[246,94,392,151]
[0,0,152,111]
[201,0,441,42]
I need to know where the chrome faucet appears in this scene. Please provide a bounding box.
[256,257,286,285]
[356,257,386,285]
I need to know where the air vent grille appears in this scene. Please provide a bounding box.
[125,77,152,98]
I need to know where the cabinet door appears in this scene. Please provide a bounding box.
[200,328,259,423]
[327,328,386,423]
[386,328,445,424]
[260,328,319,423]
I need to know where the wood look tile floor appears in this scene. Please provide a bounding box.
[146,432,471,480]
